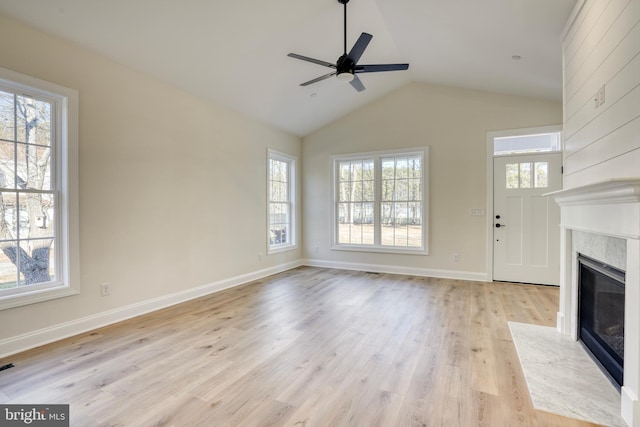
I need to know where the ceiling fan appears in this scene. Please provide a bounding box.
[287,0,409,92]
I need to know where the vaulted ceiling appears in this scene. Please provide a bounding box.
[0,0,576,136]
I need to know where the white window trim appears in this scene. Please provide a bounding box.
[267,149,297,255]
[331,146,429,255]
[0,67,80,310]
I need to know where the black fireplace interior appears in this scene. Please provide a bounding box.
[578,254,625,387]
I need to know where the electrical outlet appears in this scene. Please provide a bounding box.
[100,283,110,296]
[258,252,263,260]
[453,253,460,262]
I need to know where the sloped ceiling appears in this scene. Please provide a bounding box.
[0,0,576,136]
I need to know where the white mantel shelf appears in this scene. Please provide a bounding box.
[548,179,640,241]
[547,178,640,206]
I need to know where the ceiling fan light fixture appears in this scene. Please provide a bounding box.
[336,72,355,82]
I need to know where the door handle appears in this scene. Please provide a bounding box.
[495,223,506,228]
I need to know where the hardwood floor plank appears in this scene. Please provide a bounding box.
[281,385,337,427]
[0,267,602,426]
[241,399,296,427]
[469,325,500,396]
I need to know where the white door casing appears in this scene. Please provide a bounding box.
[493,152,562,285]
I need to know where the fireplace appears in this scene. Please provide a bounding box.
[549,178,640,426]
[578,254,625,387]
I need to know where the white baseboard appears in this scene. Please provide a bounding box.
[557,312,564,334]
[302,258,488,282]
[621,386,637,427]
[0,260,303,359]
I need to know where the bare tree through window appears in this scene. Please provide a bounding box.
[0,90,55,289]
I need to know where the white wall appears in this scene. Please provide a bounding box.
[561,1,640,424]
[0,15,301,355]
[563,0,640,188]
[302,82,562,278]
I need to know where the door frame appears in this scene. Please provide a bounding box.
[485,124,562,282]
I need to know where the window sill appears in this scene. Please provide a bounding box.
[0,285,79,311]
[268,244,298,255]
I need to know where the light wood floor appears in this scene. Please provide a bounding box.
[0,267,600,426]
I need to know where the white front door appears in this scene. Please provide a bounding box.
[493,152,562,285]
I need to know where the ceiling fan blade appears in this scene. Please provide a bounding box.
[350,74,366,92]
[356,63,410,73]
[347,32,373,65]
[288,53,336,69]
[300,71,337,86]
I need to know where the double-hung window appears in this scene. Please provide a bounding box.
[268,149,296,253]
[333,147,428,254]
[0,67,79,309]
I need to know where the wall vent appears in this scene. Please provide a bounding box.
[0,363,15,372]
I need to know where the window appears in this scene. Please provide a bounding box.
[268,149,296,253]
[506,161,549,189]
[0,67,79,309]
[494,132,561,156]
[333,148,428,254]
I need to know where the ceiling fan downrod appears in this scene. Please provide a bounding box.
[339,0,349,55]
[337,0,353,81]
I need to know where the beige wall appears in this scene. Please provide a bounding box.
[302,82,562,276]
[0,15,301,345]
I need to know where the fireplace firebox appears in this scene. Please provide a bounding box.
[578,254,625,387]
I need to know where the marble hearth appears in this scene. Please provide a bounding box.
[550,179,640,427]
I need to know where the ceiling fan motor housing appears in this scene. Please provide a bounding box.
[337,54,355,75]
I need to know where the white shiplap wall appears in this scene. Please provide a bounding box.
[562,0,640,188]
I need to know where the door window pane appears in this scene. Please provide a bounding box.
[535,162,548,188]
[506,163,519,189]
[519,163,532,188]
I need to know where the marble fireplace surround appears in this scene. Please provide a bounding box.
[550,178,640,427]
